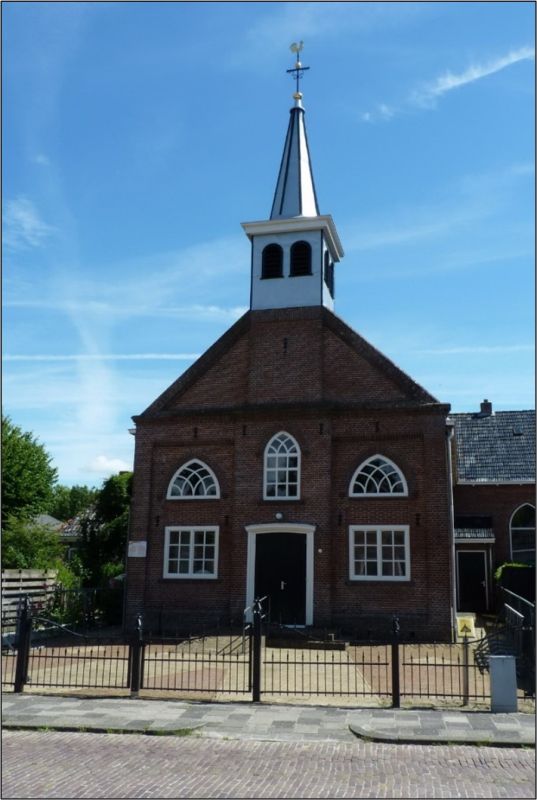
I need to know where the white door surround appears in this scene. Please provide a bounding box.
[245,523,315,624]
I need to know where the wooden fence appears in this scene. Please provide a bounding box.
[1,570,57,630]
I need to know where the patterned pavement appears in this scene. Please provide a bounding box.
[2,729,535,798]
[2,693,535,745]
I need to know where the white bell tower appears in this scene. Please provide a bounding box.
[242,43,344,312]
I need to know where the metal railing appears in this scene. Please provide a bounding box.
[6,597,533,706]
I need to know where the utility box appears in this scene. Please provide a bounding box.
[490,655,518,713]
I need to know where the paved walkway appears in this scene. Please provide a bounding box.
[2,694,534,746]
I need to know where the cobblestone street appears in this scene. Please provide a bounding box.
[2,730,535,799]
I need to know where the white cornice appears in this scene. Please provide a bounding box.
[241,215,344,260]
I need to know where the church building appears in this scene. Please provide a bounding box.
[124,54,487,642]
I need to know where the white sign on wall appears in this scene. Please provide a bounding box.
[128,541,147,558]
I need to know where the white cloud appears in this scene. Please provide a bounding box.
[33,153,51,166]
[414,45,535,107]
[4,353,201,362]
[361,44,535,122]
[413,344,535,356]
[86,455,132,474]
[3,196,55,250]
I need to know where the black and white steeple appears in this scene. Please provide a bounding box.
[242,43,344,312]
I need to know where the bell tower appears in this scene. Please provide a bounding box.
[242,43,344,312]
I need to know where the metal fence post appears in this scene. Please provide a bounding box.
[391,614,400,708]
[14,597,32,693]
[129,614,144,696]
[252,598,263,702]
[462,634,469,705]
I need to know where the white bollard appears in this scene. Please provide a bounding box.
[489,655,518,713]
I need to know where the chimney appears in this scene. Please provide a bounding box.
[480,399,492,416]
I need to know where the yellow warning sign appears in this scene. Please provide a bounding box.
[456,616,476,639]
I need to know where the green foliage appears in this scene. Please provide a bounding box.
[1,516,63,569]
[95,472,132,523]
[47,484,98,522]
[1,416,57,527]
[494,561,530,582]
[76,472,132,622]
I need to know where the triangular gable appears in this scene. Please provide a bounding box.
[322,309,438,405]
[137,313,251,418]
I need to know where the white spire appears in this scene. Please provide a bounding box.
[270,102,320,219]
[270,43,319,219]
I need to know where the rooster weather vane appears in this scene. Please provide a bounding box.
[287,41,309,100]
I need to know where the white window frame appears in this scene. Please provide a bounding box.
[167,459,220,500]
[349,525,410,582]
[263,431,301,501]
[163,526,219,579]
[349,454,408,497]
[510,503,535,562]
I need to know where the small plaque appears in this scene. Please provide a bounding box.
[456,616,476,639]
[128,541,147,558]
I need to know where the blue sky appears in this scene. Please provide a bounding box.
[3,2,535,488]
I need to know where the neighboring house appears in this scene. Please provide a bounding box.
[450,401,535,613]
[34,513,83,561]
[34,514,64,532]
[124,69,455,641]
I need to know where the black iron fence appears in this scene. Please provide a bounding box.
[3,597,533,706]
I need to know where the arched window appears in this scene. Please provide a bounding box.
[167,459,220,499]
[349,455,408,496]
[261,244,283,279]
[264,432,300,500]
[290,241,312,276]
[510,504,535,563]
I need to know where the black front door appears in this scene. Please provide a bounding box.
[255,533,307,625]
[457,550,488,612]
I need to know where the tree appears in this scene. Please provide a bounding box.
[1,516,64,570]
[47,484,98,521]
[78,472,132,587]
[1,416,58,527]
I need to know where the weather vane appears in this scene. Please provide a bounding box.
[287,41,309,101]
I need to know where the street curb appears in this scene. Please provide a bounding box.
[2,722,202,737]
[348,724,536,748]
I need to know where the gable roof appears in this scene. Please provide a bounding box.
[450,409,536,483]
[135,307,444,421]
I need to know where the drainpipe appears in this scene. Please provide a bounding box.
[445,421,457,643]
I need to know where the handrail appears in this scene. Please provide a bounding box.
[501,586,535,610]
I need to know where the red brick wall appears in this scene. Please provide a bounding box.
[453,483,535,566]
[125,308,454,640]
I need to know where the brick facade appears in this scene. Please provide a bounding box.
[125,307,454,641]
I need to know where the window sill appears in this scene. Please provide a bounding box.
[259,498,305,505]
[160,576,221,583]
[346,578,413,585]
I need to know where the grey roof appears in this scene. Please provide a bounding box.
[454,529,495,540]
[450,410,535,483]
[33,514,63,531]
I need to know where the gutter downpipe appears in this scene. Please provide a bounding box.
[445,421,457,643]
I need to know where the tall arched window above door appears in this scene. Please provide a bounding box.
[167,459,220,499]
[261,244,283,279]
[290,241,312,276]
[510,504,535,563]
[264,432,300,500]
[349,455,408,496]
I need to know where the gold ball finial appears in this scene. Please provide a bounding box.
[293,92,303,101]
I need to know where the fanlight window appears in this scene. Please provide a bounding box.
[290,241,312,276]
[167,460,220,499]
[264,432,300,500]
[261,244,283,279]
[510,504,535,564]
[350,455,408,496]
